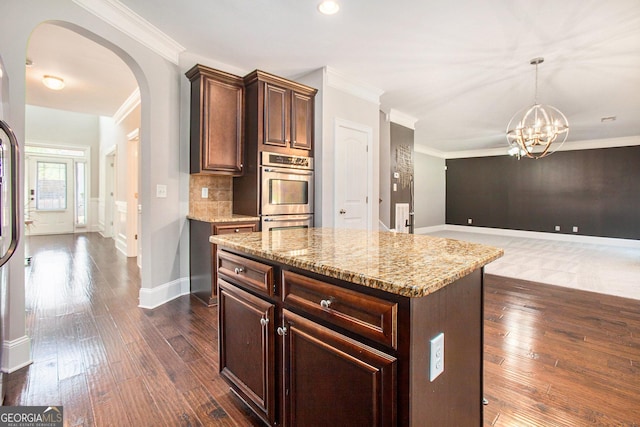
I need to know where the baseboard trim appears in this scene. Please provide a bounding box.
[2,335,33,373]
[420,224,640,248]
[138,277,190,309]
[414,225,447,234]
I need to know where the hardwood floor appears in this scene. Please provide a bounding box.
[6,233,640,426]
[484,274,640,427]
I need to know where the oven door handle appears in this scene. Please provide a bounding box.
[263,216,312,222]
[262,167,313,176]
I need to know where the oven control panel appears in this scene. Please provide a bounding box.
[262,152,313,170]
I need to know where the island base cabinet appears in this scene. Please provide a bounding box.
[218,279,276,425]
[282,309,397,427]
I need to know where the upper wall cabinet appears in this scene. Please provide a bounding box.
[244,70,317,155]
[186,64,244,175]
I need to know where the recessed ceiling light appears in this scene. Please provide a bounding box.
[42,75,65,90]
[26,58,34,67]
[318,0,340,15]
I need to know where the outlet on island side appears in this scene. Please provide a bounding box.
[429,332,445,382]
[555,225,560,231]
[467,218,473,225]
[573,226,578,233]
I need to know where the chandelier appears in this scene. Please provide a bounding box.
[506,58,569,159]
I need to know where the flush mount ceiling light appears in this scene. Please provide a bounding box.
[318,0,340,15]
[506,57,569,159]
[42,75,65,90]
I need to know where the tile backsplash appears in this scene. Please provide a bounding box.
[189,175,233,218]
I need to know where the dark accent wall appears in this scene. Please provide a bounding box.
[446,146,640,240]
[390,123,414,228]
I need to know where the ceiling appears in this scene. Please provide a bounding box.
[25,0,640,154]
[26,24,137,118]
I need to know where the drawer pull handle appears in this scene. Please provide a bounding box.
[260,317,269,327]
[234,228,240,233]
[277,326,287,336]
[320,299,332,309]
[234,267,245,274]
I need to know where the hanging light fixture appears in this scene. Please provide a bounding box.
[506,57,569,159]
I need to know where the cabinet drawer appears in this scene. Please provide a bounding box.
[218,251,274,297]
[214,222,257,235]
[282,271,397,349]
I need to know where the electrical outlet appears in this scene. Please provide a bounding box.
[201,187,209,199]
[467,218,473,225]
[429,332,445,382]
[573,226,578,233]
[393,183,397,192]
[555,225,560,231]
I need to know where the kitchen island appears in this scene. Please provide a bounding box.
[210,228,503,426]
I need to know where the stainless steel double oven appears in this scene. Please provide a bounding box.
[260,151,314,231]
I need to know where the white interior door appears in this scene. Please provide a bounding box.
[334,120,372,230]
[26,156,74,235]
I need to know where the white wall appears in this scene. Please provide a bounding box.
[0,0,184,371]
[379,111,391,229]
[297,68,382,229]
[414,151,446,229]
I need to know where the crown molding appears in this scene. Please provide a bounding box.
[127,128,139,141]
[113,87,140,125]
[414,144,446,158]
[418,135,640,160]
[72,0,185,64]
[388,109,418,130]
[325,66,384,104]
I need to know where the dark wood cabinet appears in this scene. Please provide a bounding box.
[186,64,244,175]
[282,309,397,426]
[216,248,485,426]
[233,71,317,218]
[188,219,257,306]
[244,70,316,155]
[218,278,276,425]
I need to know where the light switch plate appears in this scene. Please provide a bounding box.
[156,184,167,198]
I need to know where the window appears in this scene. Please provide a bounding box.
[75,162,86,226]
[36,161,67,210]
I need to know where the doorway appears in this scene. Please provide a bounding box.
[334,119,373,230]
[24,144,90,236]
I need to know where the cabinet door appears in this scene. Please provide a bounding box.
[219,279,276,425]
[264,83,289,147]
[290,91,314,151]
[282,309,397,427]
[201,76,244,174]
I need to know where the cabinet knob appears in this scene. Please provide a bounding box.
[234,228,240,233]
[339,209,346,215]
[277,326,287,336]
[320,299,332,309]
[234,267,245,274]
[260,317,269,327]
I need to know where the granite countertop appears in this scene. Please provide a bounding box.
[187,214,260,223]
[210,228,503,298]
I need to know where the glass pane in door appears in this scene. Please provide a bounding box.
[36,161,67,210]
[75,162,86,226]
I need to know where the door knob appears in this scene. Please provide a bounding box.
[339,209,346,215]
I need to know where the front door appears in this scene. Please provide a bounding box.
[334,119,372,230]
[26,156,74,235]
